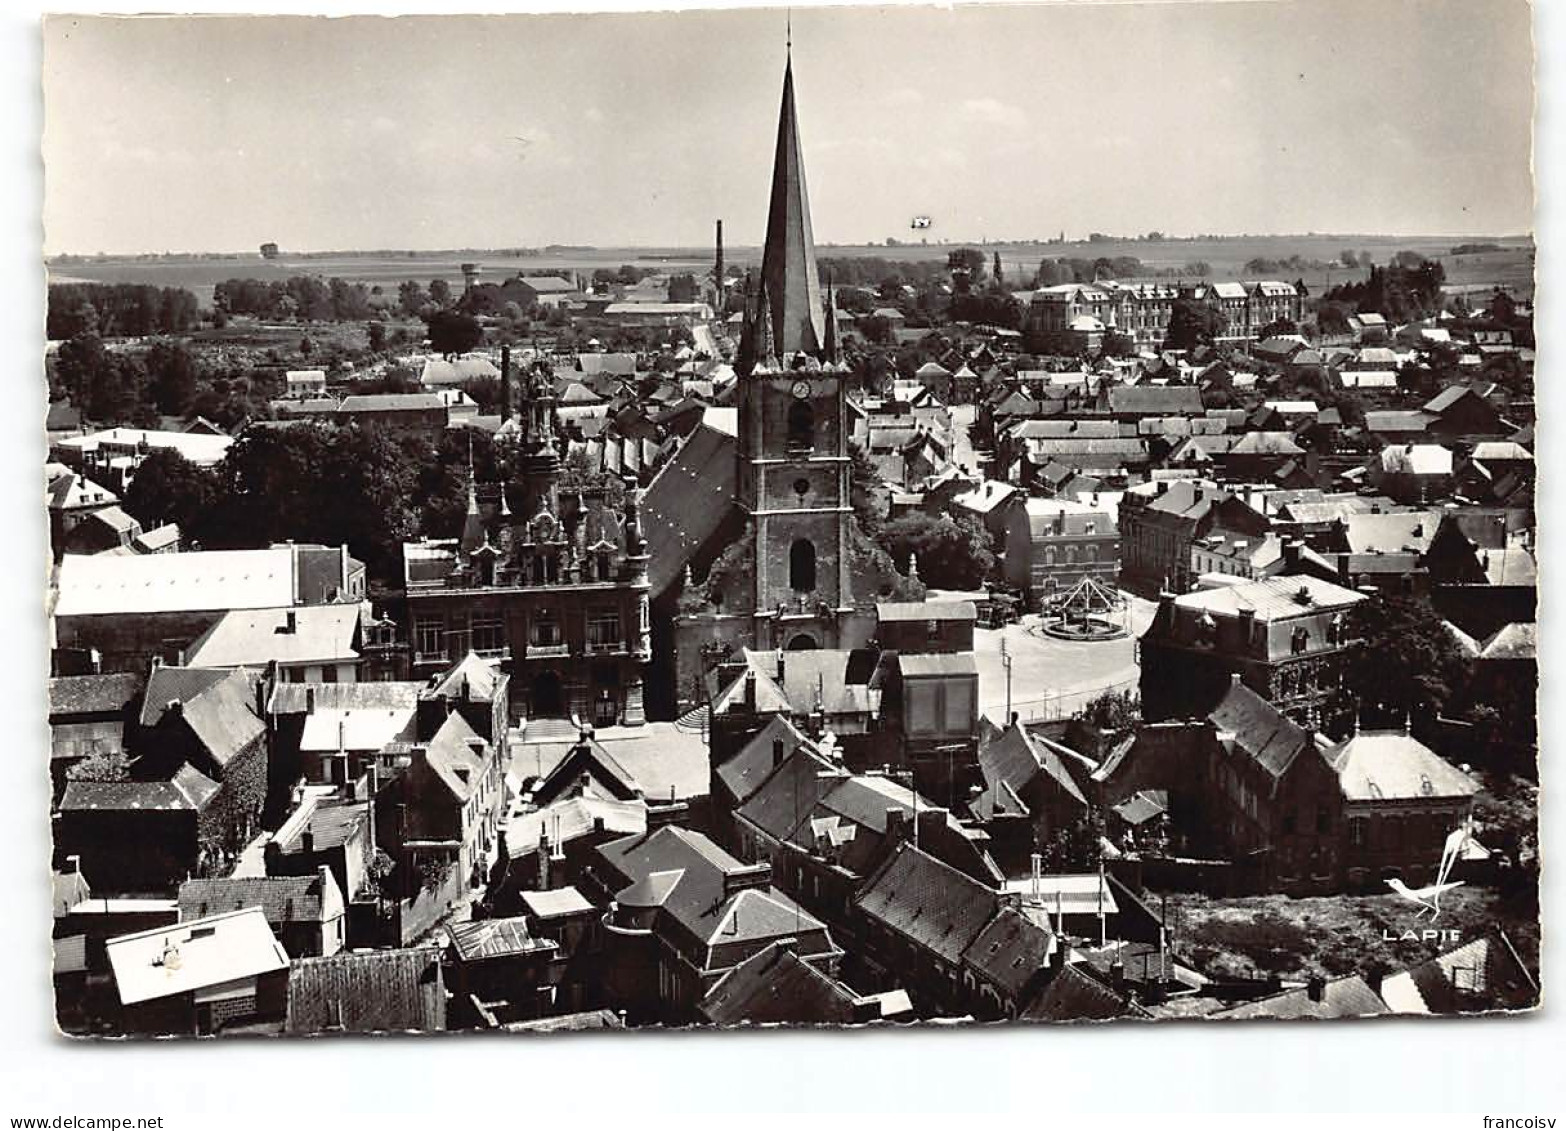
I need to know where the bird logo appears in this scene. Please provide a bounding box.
[1385,819,1472,920]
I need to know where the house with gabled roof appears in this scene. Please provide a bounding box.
[1378,932,1537,1015]
[698,937,883,1026]
[969,721,1091,876]
[178,867,346,958]
[590,824,842,1023]
[852,841,1056,1019]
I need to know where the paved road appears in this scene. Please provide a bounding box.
[973,593,1158,723]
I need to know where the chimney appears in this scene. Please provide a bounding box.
[500,344,512,421]
[916,807,944,843]
[316,863,333,894]
[714,219,724,294]
[1306,976,1327,1003]
[743,671,757,714]
[1110,957,1126,988]
[850,997,882,1023]
[301,830,315,855]
[885,808,906,840]
[284,609,298,635]
[772,737,786,768]
[1282,539,1302,571]
[774,935,797,955]
[306,686,316,714]
[1230,671,1244,687]
[539,825,550,889]
[66,854,81,875]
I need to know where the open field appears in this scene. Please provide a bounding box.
[48,233,1534,308]
[1164,887,1539,985]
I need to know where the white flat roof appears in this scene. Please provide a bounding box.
[54,548,297,618]
[107,906,289,1005]
[300,706,416,753]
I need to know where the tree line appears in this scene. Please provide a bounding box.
[48,283,201,340]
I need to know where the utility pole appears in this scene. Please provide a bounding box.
[1001,635,1013,724]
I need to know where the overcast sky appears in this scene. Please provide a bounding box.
[41,0,1535,255]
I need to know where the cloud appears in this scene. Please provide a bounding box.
[961,97,1027,130]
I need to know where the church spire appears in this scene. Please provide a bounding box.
[758,46,825,359]
[822,274,840,366]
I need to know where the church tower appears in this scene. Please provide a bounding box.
[736,48,853,652]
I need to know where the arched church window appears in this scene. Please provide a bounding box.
[787,399,815,453]
[790,539,817,592]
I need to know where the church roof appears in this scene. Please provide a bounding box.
[758,56,825,357]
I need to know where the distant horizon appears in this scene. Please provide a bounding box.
[46,230,1539,263]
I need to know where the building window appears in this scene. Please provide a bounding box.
[531,609,560,646]
[472,612,506,657]
[1291,626,1310,655]
[787,400,815,452]
[414,616,443,661]
[597,552,611,581]
[790,539,817,592]
[587,610,621,651]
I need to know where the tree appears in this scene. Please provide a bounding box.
[873,511,995,590]
[66,748,132,782]
[1344,594,1470,726]
[428,278,453,308]
[398,279,430,317]
[1163,297,1225,351]
[666,273,698,303]
[260,242,280,260]
[1076,689,1141,733]
[122,449,217,534]
[366,321,386,353]
[1100,331,1137,359]
[860,314,894,346]
[1256,317,1298,340]
[145,339,200,416]
[847,443,885,533]
[425,309,483,358]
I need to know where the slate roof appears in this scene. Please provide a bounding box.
[423,650,502,702]
[1171,575,1364,621]
[597,825,833,971]
[141,667,266,769]
[178,872,342,926]
[1211,974,1390,1020]
[963,906,1054,999]
[715,715,819,807]
[1378,933,1538,1014]
[286,947,445,1033]
[700,941,860,1026]
[419,711,489,803]
[977,724,1089,813]
[1480,622,1535,661]
[446,916,554,962]
[1106,386,1204,415]
[876,600,978,624]
[1208,680,1313,780]
[59,767,220,813]
[853,842,998,967]
[1327,731,1479,802]
[640,422,737,598]
[1341,511,1441,554]
[184,604,362,668]
[49,672,142,718]
[337,393,446,413]
[267,681,424,715]
[1020,962,1149,1022]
